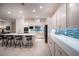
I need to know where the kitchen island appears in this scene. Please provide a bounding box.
[1,33,36,36]
[1,33,36,46]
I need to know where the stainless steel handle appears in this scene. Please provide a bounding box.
[58,50,62,55]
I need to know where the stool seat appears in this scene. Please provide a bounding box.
[6,35,15,47]
[0,35,4,39]
[15,35,23,47]
[25,35,33,48]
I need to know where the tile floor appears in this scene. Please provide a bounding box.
[0,38,51,56]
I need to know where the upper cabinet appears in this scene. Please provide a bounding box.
[67,3,79,28]
[52,4,66,29]
[52,11,57,29]
[52,3,79,29]
[57,4,66,28]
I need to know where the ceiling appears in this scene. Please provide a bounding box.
[0,3,61,21]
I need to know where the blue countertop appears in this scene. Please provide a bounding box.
[50,30,79,56]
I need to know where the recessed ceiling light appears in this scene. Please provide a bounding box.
[19,10,23,13]
[8,11,11,14]
[69,4,75,8]
[33,9,36,13]
[40,6,43,9]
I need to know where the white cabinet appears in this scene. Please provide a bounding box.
[55,44,68,56]
[48,35,55,56]
[52,4,66,29]
[48,36,52,50]
[56,4,66,28]
[51,39,55,56]
[52,12,57,29]
[48,35,68,56]
[67,3,79,28]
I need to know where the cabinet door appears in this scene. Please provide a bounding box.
[48,35,55,56]
[51,39,55,56]
[56,4,66,29]
[48,35,51,49]
[55,44,68,56]
[67,3,79,28]
[52,11,57,29]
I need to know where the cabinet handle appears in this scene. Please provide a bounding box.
[58,50,62,55]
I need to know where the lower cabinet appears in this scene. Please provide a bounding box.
[49,39,55,56]
[48,35,55,56]
[51,41,55,56]
[48,36,68,56]
[55,44,68,56]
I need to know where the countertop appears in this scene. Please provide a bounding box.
[50,30,79,56]
[1,33,36,36]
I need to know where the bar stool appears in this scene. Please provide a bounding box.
[15,35,23,47]
[0,35,4,47]
[2,35,7,47]
[6,35,15,47]
[25,35,33,48]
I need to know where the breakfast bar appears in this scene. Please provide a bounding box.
[0,33,36,48]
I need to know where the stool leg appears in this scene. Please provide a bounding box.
[25,40,27,48]
[17,40,19,47]
[4,39,6,46]
[29,41,31,48]
[10,40,12,47]
[3,39,6,47]
[17,40,20,46]
[15,40,18,48]
[9,40,10,47]
[15,40,17,47]
[20,40,22,47]
[14,40,16,48]
[5,40,8,47]
[2,39,4,47]
[19,40,21,48]
[31,40,33,46]
[12,39,14,47]
[9,40,11,47]
[21,40,24,47]
[6,40,9,47]
[13,40,16,48]
[29,40,31,48]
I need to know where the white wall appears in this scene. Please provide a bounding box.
[67,4,79,28]
[4,21,11,28]
[0,20,11,29]
[16,18,24,33]
[0,21,4,28]
[47,17,53,35]
[16,18,47,33]
[24,19,46,27]
[0,19,12,33]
